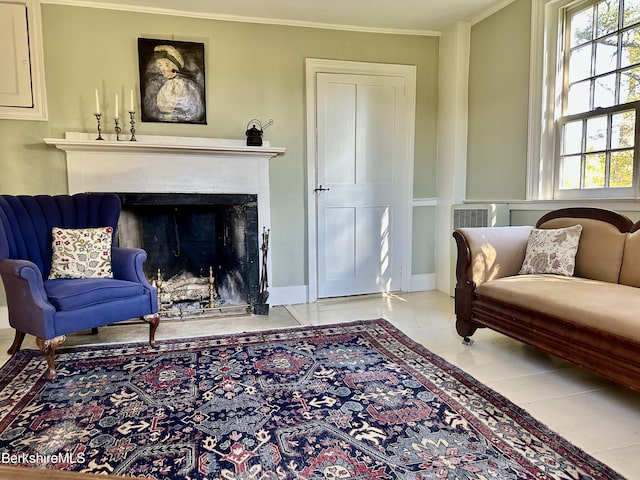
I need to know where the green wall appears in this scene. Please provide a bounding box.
[467,0,531,201]
[412,206,436,274]
[511,208,640,226]
[0,5,439,294]
[467,1,640,229]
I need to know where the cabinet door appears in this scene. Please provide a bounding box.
[0,0,47,120]
[0,3,32,108]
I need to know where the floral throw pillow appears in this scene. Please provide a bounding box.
[519,224,583,276]
[48,227,114,279]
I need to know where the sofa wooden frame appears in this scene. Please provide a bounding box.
[453,207,640,392]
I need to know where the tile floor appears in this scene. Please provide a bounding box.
[1,291,638,478]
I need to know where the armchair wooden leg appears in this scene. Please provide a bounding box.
[36,336,66,381]
[142,313,160,348]
[7,330,26,355]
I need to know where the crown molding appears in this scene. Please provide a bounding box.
[42,0,440,36]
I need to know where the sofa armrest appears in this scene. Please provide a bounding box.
[0,259,53,309]
[454,226,533,287]
[453,226,532,338]
[111,247,158,314]
[111,247,153,287]
[0,259,56,338]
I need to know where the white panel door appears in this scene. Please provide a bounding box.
[316,73,406,298]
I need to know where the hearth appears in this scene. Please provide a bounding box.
[116,193,259,316]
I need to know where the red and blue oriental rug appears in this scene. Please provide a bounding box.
[0,319,624,479]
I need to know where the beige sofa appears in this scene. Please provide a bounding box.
[453,207,640,392]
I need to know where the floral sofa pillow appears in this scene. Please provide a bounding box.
[49,227,114,279]
[519,224,583,276]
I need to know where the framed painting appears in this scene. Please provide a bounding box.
[138,38,206,124]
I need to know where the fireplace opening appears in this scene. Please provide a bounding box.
[116,193,259,315]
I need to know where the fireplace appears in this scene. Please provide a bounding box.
[44,132,285,313]
[117,193,259,314]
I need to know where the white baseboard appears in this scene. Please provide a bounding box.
[0,306,8,329]
[268,285,309,306]
[409,273,437,292]
[268,277,435,307]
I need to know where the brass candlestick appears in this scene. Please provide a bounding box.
[128,111,137,141]
[207,266,217,309]
[94,113,104,140]
[155,269,163,310]
[114,118,122,141]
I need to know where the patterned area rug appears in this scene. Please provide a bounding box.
[0,319,624,479]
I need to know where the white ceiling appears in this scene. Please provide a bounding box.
[48,0,514,34]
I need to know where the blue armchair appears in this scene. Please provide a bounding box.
[0,193,159,379]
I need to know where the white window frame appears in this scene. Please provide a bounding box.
[556,103,640,199]
[528,0,640,200]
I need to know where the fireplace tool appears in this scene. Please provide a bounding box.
[254,227,270,315]
[155,268,164,312]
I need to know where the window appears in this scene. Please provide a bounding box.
[527,0,640,200]
[530,0,640,199]
[555,0,640,198]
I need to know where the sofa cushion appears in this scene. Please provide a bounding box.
[539,218,626,283]
[49,227,114,279]
[476,275,640,342]
[519,225,582,276]
[45,278,144,311]
[619,229,640,288]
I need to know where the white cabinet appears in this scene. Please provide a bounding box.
[0,0,47,120]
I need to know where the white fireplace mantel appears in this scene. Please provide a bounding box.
[44,132,285,291]
[45,132,285,157]
[44,131,284,198]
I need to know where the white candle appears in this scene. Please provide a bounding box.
[115,93,119,118]
[95,89,100,114]
[130,89,134,112]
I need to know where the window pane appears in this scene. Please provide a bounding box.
[623,0,640,27]
[593,73,617,107]
[586,115,608,151]
[584,152,607,187]
[621,26,640,67]
[610,149,634,186]
[611,110,636,147]
[619,65,640,102]
[571,6,595,47]
[560,0,639,198]
[595,34,619,74]
[569,44,593,81]
[559,155,582,189]
[563,120,584,154]
[596,0,620,38]
[567,80,591,113]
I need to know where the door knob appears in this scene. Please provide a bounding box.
[314,185,330,193]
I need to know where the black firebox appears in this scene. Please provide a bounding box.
[116,193,259,306]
